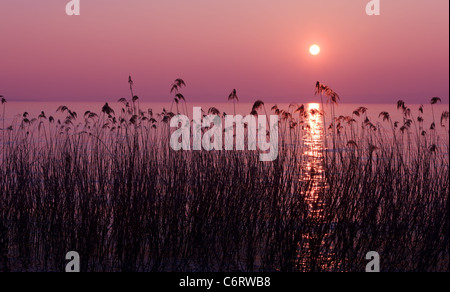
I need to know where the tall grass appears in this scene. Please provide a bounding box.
[0,85,448,272]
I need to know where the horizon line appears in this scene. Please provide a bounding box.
[5,99,449,105]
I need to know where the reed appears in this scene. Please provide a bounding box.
[0,85,448,272]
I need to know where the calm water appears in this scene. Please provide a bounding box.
[2,101,449,130]
[2,101,448,154]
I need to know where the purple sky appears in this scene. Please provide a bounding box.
[0,0,448,104]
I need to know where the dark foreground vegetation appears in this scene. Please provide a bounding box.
[0,83,448,272]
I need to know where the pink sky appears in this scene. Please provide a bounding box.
[0,0,448,104]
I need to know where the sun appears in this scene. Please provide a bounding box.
[309,45,320,56]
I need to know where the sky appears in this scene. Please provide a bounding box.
[0,0,448,104]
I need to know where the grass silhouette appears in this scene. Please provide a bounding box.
[0,82,448,272]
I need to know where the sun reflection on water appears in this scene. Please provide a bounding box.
[297,103,332,271]
[302,103,326,204]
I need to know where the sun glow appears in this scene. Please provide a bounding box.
[308,103,320,111]
[309,45,320,55]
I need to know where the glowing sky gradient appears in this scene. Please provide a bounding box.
[0,0,448,103]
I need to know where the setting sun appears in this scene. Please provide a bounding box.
[309,45,320,55]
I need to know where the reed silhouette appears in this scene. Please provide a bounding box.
[0,82,448,272]
[228,89,239,116]
[170,78,188,116]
